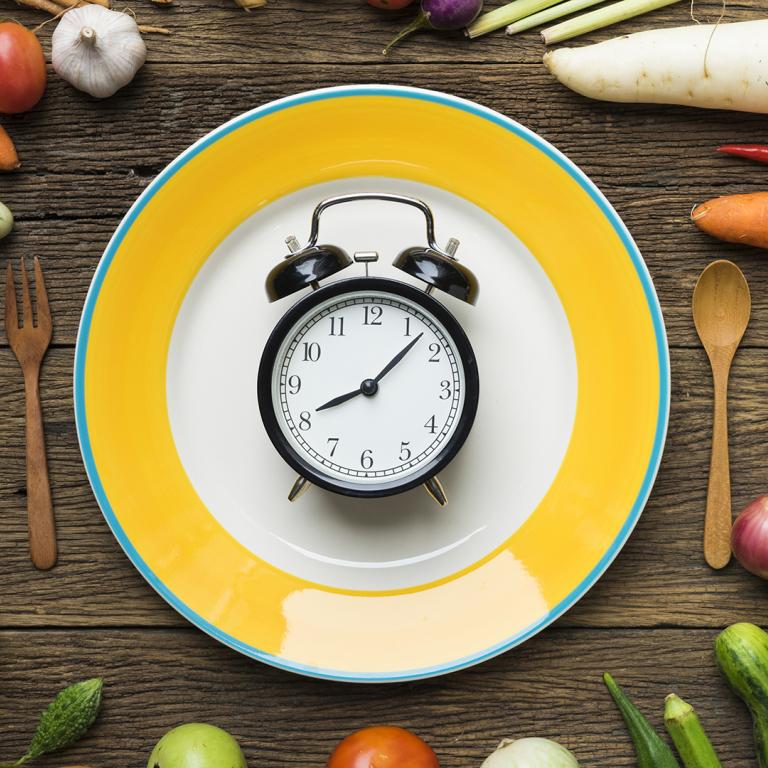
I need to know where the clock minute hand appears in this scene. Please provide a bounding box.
[315,387,363,412]
[374,332,424,383]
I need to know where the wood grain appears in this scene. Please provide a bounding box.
[2,0,768,759]
[1,344,768,627]
[0,628,759,767]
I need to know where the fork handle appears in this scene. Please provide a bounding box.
[24,366,56,570]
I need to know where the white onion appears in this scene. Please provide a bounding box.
[481,738,581,768]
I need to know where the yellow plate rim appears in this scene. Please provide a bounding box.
[74,85,670,682]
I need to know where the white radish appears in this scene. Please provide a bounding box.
[544,20,768,114]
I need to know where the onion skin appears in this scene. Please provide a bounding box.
[732,495,768,578]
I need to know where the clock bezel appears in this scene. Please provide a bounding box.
[257,276,480,499]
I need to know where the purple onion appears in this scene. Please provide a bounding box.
[383,0,483,54]
[732,495,768,578]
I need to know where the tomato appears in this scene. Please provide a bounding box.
[0,23,46,114]
[328,727,440,768]
[366,0,418,9]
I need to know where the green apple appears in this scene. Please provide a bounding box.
[148,723,247,768]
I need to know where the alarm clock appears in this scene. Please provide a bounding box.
[257,193,479,506]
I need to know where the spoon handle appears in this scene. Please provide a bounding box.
[704,361,732,569]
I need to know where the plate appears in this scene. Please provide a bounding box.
[75,85,669,682]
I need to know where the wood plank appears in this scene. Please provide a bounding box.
[4,65,768,344]
[0,627,758,767]
[0,0,756,64]
[4,63,768,177]
[2,345,768,628]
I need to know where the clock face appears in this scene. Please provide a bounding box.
[260,280,477,494]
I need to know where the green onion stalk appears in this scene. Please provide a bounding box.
[541,0,683,44]
[505,0,602,35]
[466,0,564,38]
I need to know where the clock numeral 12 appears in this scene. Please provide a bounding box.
[329,317,345,336]
[327,437,339,457]
[360,449,374,469]
[424,415,437,434]
[363,306,383,326]
[302,342,321,362]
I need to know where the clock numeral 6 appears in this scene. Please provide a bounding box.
[287,375,301,395]
[399,441,412,462]
[363,306,383,326]
[302,342,321,362]
[428,343,441,363]
[327,437,339,457]
[439,380,451,400]
[360,449,374,470]
[298,411,312,431]
[424,415,437,434]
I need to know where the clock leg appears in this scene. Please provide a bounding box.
[288,475,312,502]
[423,476,447,507]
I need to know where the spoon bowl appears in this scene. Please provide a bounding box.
[692,259,751,569]
[693,260,751,353]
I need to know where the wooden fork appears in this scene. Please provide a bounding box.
[5,257,56,570]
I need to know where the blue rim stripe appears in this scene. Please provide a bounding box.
[73,85,670,683]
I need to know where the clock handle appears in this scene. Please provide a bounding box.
[288,475,312,502]
[423,476,447,507]
[306,193,444,254]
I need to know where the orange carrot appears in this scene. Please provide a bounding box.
[0,125,20,171]
[692,192,768,250]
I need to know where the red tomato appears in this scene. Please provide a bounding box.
[328,727,440,768]
[0,23,46,114]
[367,0,418,9]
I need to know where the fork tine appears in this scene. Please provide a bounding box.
[33,257,51,332]
[4,261,17,334]
[19,256,33,327]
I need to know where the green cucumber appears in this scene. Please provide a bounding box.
[603,673,680,768]
[715,622,768,768]
[664,694,723,768]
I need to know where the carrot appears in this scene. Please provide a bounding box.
[0,125,20,172]
[692,192,768,250]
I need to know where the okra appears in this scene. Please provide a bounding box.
[603,673,680,768]
[664,694,723,768]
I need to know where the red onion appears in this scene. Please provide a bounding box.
[732,495,768,578]
[383,0,483,54]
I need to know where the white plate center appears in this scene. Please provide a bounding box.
[167,178,577,591]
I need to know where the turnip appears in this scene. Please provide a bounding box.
[383,0,483,54]
[544,20,768,114]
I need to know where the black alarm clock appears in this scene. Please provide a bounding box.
[257,193,479,506]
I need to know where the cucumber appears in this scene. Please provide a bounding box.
[715,622,768,768]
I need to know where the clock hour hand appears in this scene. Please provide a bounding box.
[374,332,424,383]
[315,387,363,412]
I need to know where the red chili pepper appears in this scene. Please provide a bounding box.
[717,144,768,165]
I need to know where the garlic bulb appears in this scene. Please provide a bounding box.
[52,6,147,98]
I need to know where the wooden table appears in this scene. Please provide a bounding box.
[2,1,768,764]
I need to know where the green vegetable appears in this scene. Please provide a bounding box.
[604,673,680,768]
[0,201,13,240]
[1,678,103,767]
[148,723,247,768]
[664,694,723,768]
[715,622,768,768]
[466,0,562,38]
[540,0,682,44]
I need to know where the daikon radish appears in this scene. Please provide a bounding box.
[544,20,768,114]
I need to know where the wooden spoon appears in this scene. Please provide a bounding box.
[693,260,751,569]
